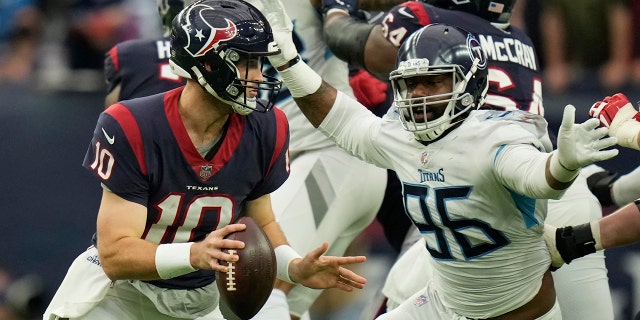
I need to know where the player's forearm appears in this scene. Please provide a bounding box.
[292,81,337,127]
[98,237,165,280]
[599,200,640,249]
[323,11,374,72]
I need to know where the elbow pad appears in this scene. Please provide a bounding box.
[586,170,619,207]
[323,15,375,71]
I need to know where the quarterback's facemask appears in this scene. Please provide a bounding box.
[390,24,489,142]
[169,0,282,115]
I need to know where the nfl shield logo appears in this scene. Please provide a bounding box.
[414,294,428,306]
[200,165,213,180]
[420,151,430,167]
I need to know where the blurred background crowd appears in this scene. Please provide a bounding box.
[3,0,640,93]
[1,0,640,319]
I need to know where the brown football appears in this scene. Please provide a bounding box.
[216,216,276,320]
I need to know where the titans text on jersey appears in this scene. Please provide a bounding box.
[418,168,445,183]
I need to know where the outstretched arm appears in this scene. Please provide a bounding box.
[546,199,640,269]
[247,192,367,292]
[546,105,619,190]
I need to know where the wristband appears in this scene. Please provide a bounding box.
[549,151,579,183]
[590,220,603,251]
[612,120,640,150]
[275,245,301,284]
[155,242,196,279]
[556,223,596,264]
[278,61,323,98]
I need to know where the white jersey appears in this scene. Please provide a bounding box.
[321,92,563,319]
[267,0,354,157]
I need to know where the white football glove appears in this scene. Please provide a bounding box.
[260,0,298,69]
[550,105,619,181]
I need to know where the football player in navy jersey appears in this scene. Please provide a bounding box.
[103,0,187,108]
[43,1,367,319]
[258,0,618,316]
[319,1,618,318]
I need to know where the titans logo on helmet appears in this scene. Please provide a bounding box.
[467,35,488,70]
[180,4,238,57]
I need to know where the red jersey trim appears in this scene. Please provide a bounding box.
[105,103,147,175]
[164,87,244,182]
[108,46,119,71]
[403,1,431,26]
[267,107,289,177]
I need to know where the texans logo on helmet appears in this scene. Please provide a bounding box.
[467,35,487,70]
[181,4,238,57]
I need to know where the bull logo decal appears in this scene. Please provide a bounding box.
[181,4,238,57]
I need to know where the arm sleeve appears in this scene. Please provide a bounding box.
[318,90,392,168]
[493,144,566,200]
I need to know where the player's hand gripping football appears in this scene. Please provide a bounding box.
[551,105,618,181]
[260,0,297,69]
[289,242,367,292]
[189,223,247,272]
[589,93,640,150]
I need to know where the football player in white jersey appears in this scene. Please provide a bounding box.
[258,0,620,316]
[245,0,388,319]
[319,0,623,318]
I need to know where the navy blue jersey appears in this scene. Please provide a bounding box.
[104,37,186,102]
[82,87,290,289]
[380,2,543,115]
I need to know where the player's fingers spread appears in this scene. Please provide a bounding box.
[310,242,330,258]
[338,267,367,286]
[338,255,367,265]
[592,136,618,151]
[595,148,619,162]
[580,118,601,131]
[592,126,610,139]
[561,105,576,128]
[334,281,355,292]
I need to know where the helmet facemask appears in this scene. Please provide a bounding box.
[391,59,482,142]
[195,49,281,115]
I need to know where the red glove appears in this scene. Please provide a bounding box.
[588,93,640,150]
[349,69,388,110]
[588,93,640,127]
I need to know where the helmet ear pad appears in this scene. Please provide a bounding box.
[198,52,242,101]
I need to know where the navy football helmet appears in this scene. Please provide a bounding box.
[157,0,184,36]
[389,23,488,142]
[422,0,516,27]
[169,0,282,115]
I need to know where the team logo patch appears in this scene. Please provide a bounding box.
[181,4,238,57]
[200,165,213,179]
[467,35,487,70]
[414,294,428,307]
